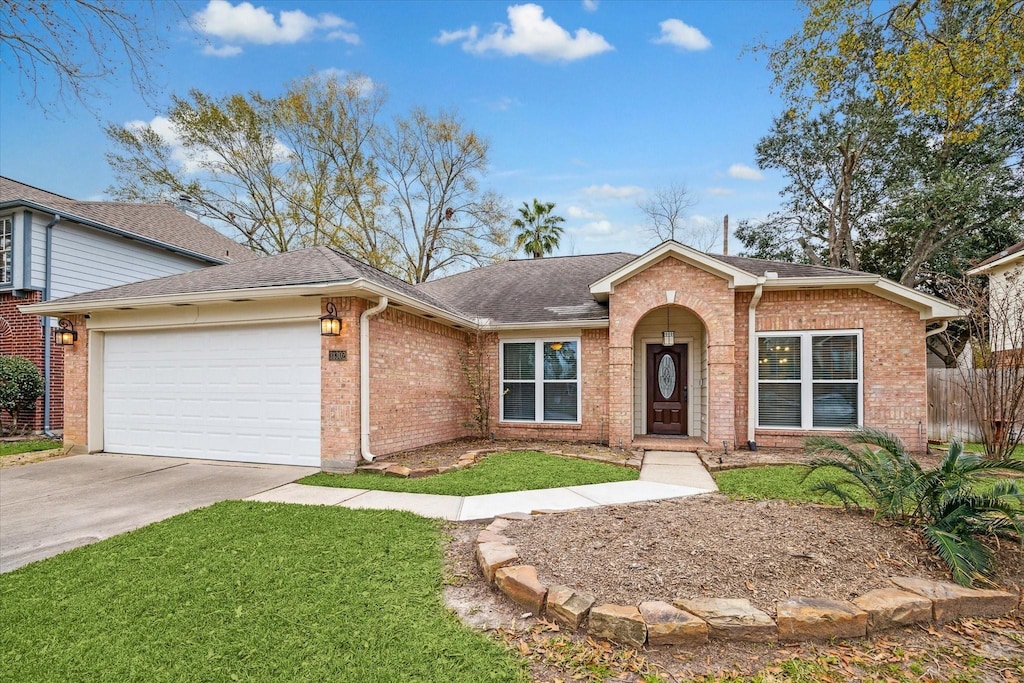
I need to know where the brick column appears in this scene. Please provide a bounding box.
[320,297,364,472]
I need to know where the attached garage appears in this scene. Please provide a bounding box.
[101,322,321,467]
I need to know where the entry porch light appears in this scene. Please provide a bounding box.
[54,318,78,346]
[319,302,343,336]
[662,305,675,347]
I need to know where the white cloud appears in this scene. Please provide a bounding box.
[652,18,711,51]
[435,4,613,62]
[582,0,599,11]
[317,68,376,96]
[202,44,244,57]
[576,219,614,235]
[566,205,605,220]
[728,163,764,181]
[706,186,735,196]
[582,183,645,199]
[193,0,359,56]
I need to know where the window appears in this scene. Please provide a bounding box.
[757,331,861,429]
[0,217,11,285]
[501,339,580,423]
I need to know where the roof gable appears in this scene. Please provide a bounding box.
[590,241,759,299]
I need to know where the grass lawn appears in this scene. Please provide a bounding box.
[0,438,61,456]
[958,442,1024,459]
[0,502,526,683]
[714,465,872,507]
[300,450,639,496]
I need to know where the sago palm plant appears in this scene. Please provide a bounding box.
[804,429,1024,587]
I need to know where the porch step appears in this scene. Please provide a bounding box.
[639,451,718,491]
[631,436,707,452]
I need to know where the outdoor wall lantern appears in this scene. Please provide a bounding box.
[319,302,342,336]
[54,319,78,346]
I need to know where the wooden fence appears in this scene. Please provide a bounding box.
[927,368,984,442]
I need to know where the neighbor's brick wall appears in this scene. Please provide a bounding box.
[368,306,473,456]
[734,289,928,451]
[0,292,64,431]
[61,314,88,450]
[483,328,611,444]
[607,257,736,447]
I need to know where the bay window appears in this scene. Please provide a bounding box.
[757,331,861,429]
[501,339,580,423]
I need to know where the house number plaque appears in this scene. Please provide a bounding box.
[329,350,348,361]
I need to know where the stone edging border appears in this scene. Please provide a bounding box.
[475,515,1023,648]
[357,448,642,479]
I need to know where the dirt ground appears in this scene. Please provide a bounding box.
[0,448,68,469]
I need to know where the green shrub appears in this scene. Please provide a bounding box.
[0,356,44,431]
[806,428,1024,587]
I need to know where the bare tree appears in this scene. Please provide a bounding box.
[942,271,1024,459]
[1,0,184,115]
[637,183,700,246]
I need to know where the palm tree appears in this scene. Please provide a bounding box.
[512,199,565,258]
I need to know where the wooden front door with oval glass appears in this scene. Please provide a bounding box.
[647,344,687,435]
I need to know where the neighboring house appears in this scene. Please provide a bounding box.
[24,241,960,469]
[967,239,1024,364]
[0,176,255,432]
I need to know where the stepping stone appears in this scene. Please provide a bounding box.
[497,512,532,521]
[475,542,518,582]
[674,597,777,642]
[485,519,510,534]
[588,604,647,648]
[853,588,932,633]
[476,529,509,544]
[639,600,708,647]
[495,565,547,615]
[776,596,867,641]
[891,576,1020,623]
[546,585,596,630]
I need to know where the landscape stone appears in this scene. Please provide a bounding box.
[588,604,647,648]
[383,465,411,478]
[476,529,510,544]
[475,542,518,582]
[356,462,390,473]
[853,588,932,633]
[639,600,709,647]
[407,467,438,478]
[674,598,777,642]
[891,576,1020,623]
[545,585,596,630]
[485,518,510,534]
[497,512,532,521]
[495,565,547,615]
[776,596,867,641]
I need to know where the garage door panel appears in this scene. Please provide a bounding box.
[103,323,320,466]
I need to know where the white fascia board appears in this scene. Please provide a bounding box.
[967,250,1024,275]
[483,319,609,331]
[757,275,964,321]
[590,241,758,299]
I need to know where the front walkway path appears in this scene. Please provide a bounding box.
[247,450,717,521]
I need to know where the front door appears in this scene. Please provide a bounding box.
[647,344,687,435]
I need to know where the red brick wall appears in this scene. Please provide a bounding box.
[484,328,611,443]
[0,292,64,431]
[734,288,928,451]
[368,305,473,456]
[320,297,364,470]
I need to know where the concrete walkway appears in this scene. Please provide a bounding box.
[247,450,717,521]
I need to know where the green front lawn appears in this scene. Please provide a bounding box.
[0,502,526,683]
[714,464,873,507]
[959,442,1024,459]
[0,439,61,456]
[300,450,639,496]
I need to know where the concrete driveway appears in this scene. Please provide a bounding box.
[0,453,315,573]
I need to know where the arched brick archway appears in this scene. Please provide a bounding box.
[605,256,737,448]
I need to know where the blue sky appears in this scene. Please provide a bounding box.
[1,0,805,257]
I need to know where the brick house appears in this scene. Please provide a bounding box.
[24,241,960,469]
[0,176,255,432]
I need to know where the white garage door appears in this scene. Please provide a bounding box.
[103,322,320,466]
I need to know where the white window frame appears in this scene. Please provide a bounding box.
[0,216,12,287]
[499,337,582,424]
[755,329,863,430]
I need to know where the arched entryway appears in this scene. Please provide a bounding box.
[632,305,708,441]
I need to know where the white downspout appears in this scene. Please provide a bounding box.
[747,276,766,450]
[925,321,948,338]
[360,296,388,462]
[42,213,61,437]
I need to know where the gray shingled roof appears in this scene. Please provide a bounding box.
[45,247,460,314]
[0,176,256,264]
[974,239,1024,269]
[417,252,636,324]
[710,254,875,278]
